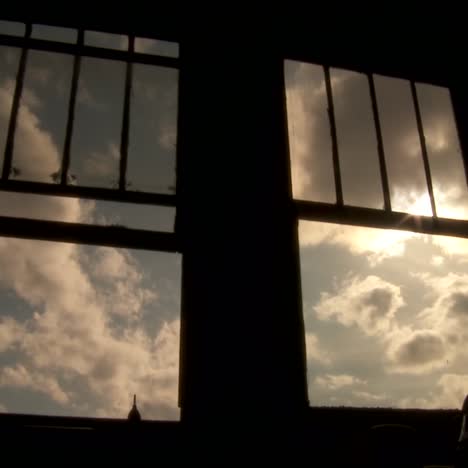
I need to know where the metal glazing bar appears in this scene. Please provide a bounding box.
[119,35,134,190]
[61,29,83,185]
[410,80,437,217]
[2,23,31,180]
[295,200,468,239]
[368,73,392,211]
[323,65,343,205]
[0,34,179,69]
[0,179,176,206]
[0,215,178,252]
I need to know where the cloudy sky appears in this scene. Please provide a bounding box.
[0,24,181,419]
[286,60,468,409]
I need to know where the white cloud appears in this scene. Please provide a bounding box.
[0,236,180,418]
[315,374,366,390]
[314,275,404,336]
[0,84,59,182]
[400,374,468,409]
[83,142,119,178]
[433,374,468,409]
[0,81,180,419]
[158,122,176,151]
[90,247,158,320]
[299,221,416,265]
[305,333,331,365]
[351,390,387,403]
[431,255,445,266]
[0,317,24,352]
[0,365,69,404]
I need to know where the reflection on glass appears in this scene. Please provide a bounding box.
[127,65,178,194]
[135,37,179,58]
[32,24,77,43]
[285,60,335,202]
[375,75,432,215]
[12,51,73,183]
[0,236,181,419]
[70,58,125,188]
[0,21,25,37]
[0,191,175,232]
[417,83,468,220]
[0,46,21,169]
[85,31,127,51]
[331,69,383,209]
[299,219,468,409]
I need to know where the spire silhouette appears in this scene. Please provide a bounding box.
[127,394,141,422]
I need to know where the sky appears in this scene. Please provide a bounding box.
[285,60,468,409]
[0,23,181,419]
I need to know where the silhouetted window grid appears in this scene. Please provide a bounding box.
[286,60,468,241]
[0,21,180,252]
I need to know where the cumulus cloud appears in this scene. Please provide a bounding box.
[0,84,59,182]
[0,75,181,419]
[305,333,331,365]
[314,275,404,336]
[416,273,468,342]
[89,247,158,320]
[299,220,415,265]
[0,316,24,352]
[0,235,180,419]
[351,390,387,403]
[433,374,468,409]
[82,142,120,178]
[315,374,366,390]
[399,374,468,409]
[0,365,69,404]
[386,330,448,374]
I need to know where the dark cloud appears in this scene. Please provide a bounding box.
[394,331,446,366]
[360,287,393,320]
[449,292,468,319]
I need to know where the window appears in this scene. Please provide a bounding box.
[0,20,181,419]
[285,59,468,409]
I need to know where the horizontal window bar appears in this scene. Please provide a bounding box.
[0,215,178,251]
[284,50,449,89]
[0,34,179,68]
[0,179,176,206]
[295,200,468,239]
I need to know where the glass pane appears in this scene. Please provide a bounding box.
[0,237,181,419]
[12,51,73,183]
[85,31,127,51]
[417,83,468,220]
[70,58,125,188]
[127,65,178,194]
[285,60,335,202]
[0,46,21,169]
[332,68,383,209]
[375,75,432,215]
[0,21,25,37]
[0,191,175,232]
[299,219,468,409]
[32,24,77,43]
[135,37,179,58]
